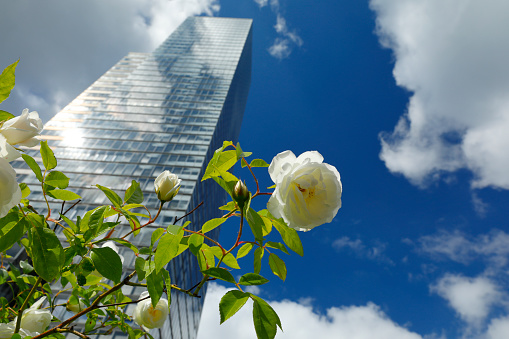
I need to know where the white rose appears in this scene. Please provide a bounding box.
[0,322,14,339]
[0,135,21,161]
[0,157,22,218]
[18,296,52,334]
[154,170,181,202]
[132,291,168,330]
[0,109,43,147]
[267,150,342,231]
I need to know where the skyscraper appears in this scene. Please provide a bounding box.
[9,16,252,339]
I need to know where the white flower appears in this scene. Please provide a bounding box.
[132,291,168,330]
[0,109,42,147]
[18,296,52,334]
[154,170,181,202]
[0,322,14,339]
[267,151,342,231]
[0,157,22,218]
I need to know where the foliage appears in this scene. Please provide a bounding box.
[0,61,342,339]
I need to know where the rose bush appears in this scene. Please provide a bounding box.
[0,157,22,218]
[154,170,181,202]
[132,292,169,330]
[267,150,342,231]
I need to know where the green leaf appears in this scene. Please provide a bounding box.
[237,243,254,259]
[124,180,144,204]
[219,290,250,324]
[219,201,237,211]
[45,171,69,189]
[253,247,264,274]
[154,230,184,272]
[150,228,165,249]
[146,270,163,308]
[46,189,81,201]
[0,212,27,253]
[188,233,204,255]
[239,273,269,286]
[272,218,304,256]
[161,269,171,310]
[22,154,43,182]
[96,184,123,208]
[91,247,122,283]
[202,150,238,181]
[59,214,78,233]
[19,260,34,274]
[208,247,240,269]
[0,60,18,104]
[105,238,139,254]
[202,218,227,233]
[268,253,287,281]
[40,140,57,170]
[0,110,15,122]
[135,257,147,281]
[249,159,269,168]
[31,226,65,282]
[246,208,264,242]
[265,241,289,255]
[251,295,282,339]
[19,183,30,199]
[202,267,236,284]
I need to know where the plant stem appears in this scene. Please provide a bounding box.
[14,276,42,334]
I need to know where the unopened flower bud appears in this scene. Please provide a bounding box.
[233,180,250,208]
[154,170,181,202]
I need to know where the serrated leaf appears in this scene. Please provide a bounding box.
[124,180,143,204]
[219,201,237,211]
[146,270,164,308]
[202,218,227,233]
[202,150,238,181]
[0,212,27,253]
[91,247,122,283]
[237,243,254,259]
[268,253,287,281]
[40,140,57,170]
[254,247,264,274]
[202,267,236,284]
[22,154,43,182]
[0,110,15,122]
[251,295,282,339]
[45,171,69,189]
[239,273,269,286]
[96,184,122,207]
[46,189,81,201]
[246,208,264,242]
[31,226,65,282]
[19,183,30,198]
[272,218,303,256]
[265,241,289,255]
[135,257,147,281]
[0,60,18,104]
[250,159,269,167]
[219,290,250,324]
[154,230,184,272]
[150,228,165,248]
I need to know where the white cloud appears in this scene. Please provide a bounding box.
[253,0,268,8]
[197,283,424,339]
[431,274,501,327]
[333,236,393,264]
[418,229,509,268]
[265,11,302,59]
[370,0,509,189]
[0,0,219,122]
[487,316,509,339]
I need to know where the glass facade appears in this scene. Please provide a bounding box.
[9,16,252,339]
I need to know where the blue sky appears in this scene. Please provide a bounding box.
[2,1,509,338]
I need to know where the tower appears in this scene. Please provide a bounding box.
[9,16,252,339]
